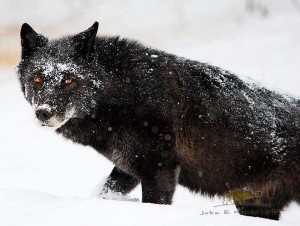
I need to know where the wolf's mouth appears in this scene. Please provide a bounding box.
[39,114,73,130]
[35,105,76,129]
[36,114,64,129]
[40,121,54,127]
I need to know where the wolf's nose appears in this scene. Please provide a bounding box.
[35,109,53,121]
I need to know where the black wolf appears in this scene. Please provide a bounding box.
[17,22,300,220]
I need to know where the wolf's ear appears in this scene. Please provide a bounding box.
[73,22,99,61]
[20,23,48,59]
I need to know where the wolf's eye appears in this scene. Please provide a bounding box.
[34,76,43,84]
[65,78,74,85]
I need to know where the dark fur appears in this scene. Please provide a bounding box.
[17,22,300,220]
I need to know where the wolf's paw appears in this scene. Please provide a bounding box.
[99,190,139,202]
[90,177,139,202]
[98,189,122,200]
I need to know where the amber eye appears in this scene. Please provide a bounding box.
[65,78,74,85]
[34,76,43,84]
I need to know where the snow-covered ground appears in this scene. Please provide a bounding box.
[0,0,300,225]
[1,189,299,226]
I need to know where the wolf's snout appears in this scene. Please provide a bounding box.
[35,108,53,121]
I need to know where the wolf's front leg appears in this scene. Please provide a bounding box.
[141,168,179,204]
[100,166,140,197]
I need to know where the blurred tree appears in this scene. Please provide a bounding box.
[291,0,300,13]
[246,0,268,17]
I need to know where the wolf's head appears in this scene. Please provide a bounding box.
[17,22,107,129]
